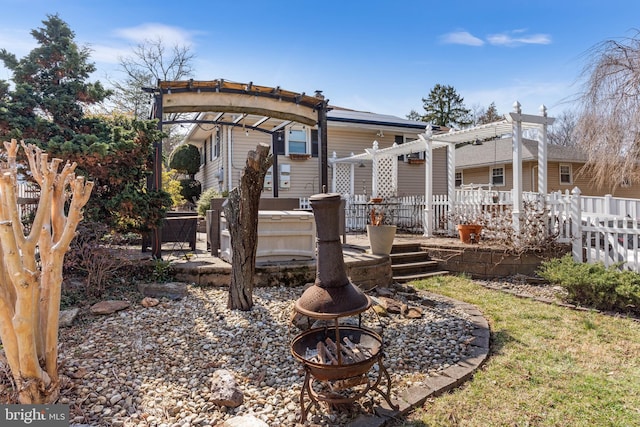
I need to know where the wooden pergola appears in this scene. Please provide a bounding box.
[144,79,330,258]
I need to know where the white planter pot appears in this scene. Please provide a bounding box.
[367,225,397,255]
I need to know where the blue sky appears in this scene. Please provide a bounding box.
[1,0,639,120]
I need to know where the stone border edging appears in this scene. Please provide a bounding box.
[347,291,491,427]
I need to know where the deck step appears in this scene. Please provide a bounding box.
[392,260,439,273]
[389,243,449,283]
[393,270,450,283]
[390,251,433,264]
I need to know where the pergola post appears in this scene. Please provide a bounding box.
[151,87,163,259]
[423,130,433,237]
[537,104,549,196]
[349,153,355,196]
[317,98,329,193]
[447,142,456,236]
[511,101,523,233]
[330,151,337,193]
[369,141,380,197]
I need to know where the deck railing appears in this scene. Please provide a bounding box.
[335,189,640,272]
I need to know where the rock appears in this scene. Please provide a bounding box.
[90,300,130,315]
[379,296,404,314]
[376,287,395,298]
[59,307,80,327]
[138,282,187,300]
[223,415,268,427]
[404,306,423,319]
[372,304,388,316]
[210,369,244,408]
[141,297,160,308]
[110,393,123,405]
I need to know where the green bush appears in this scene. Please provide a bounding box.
[179,178,202,202]
[538,254,640,315]
[196,187,223,217]
[169,144,201,176]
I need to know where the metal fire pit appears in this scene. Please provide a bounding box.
[290,193,397,421]
[291,325,383,382]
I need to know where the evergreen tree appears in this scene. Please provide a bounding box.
[421,84,472,128]
[0,14,110,140]
[0,14,171,232]
[476,102,502,125]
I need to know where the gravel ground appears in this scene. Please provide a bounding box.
[56,284,476,427]
[476,276,568,303]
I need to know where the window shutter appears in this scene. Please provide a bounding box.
[311,129,318,158]
[395,135,404,161]
[273,130,285,155]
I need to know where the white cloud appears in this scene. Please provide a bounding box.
[113,23,198,47]
[439,31,485,46]
[487,31,551,47]
[464,80,575,116]
[85,43,130,65]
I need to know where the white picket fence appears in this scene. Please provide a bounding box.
[335,189,640,272]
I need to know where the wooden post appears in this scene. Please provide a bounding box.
[223,143,273,310]
[571,186,583,263]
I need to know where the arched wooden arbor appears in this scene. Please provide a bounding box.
[144,79,330,258]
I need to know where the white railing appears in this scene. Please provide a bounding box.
[341,189,640,272]
[17,181,40,221]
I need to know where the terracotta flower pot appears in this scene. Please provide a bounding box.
[457,224,482,244]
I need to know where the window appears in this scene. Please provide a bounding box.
[455,171,463,187]
[491,166,504,186]
[213,128,221,159]
[559,163,572,185]
[287,127,308,154]
[209,135,214,161]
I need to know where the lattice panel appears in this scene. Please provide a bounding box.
[375,156,397,198]
[333,163,352,195]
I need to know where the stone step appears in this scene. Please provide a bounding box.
[391,259,440,275]
[393,270,450,283]
[390,251,432,264]
[390,242,423,254]
[389,243,449,283]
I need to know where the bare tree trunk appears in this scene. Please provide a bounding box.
[223,143,272,311]
[0,139,93,404]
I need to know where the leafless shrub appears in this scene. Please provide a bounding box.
[481,201,562,255]
[64,222,132,298]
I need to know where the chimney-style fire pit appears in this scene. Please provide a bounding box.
[290,193,397,421]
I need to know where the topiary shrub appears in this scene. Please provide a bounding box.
[538,254,640,315]
[169,144,201,177]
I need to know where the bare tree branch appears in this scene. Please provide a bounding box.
[575,29,640,190]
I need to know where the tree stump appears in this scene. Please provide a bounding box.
[223,143,273,310]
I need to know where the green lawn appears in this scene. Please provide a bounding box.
[398,276,640,427]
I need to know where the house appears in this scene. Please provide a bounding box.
[184,107,450,199]
[455,137,640,198]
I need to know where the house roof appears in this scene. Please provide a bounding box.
[455,137,588,169]
[327,108,434,132]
